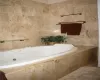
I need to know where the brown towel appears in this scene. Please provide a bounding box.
[0,71,7,80]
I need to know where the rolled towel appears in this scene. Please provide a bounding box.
[0,71,7,80]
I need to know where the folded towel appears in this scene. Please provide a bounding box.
[0,71,7,80]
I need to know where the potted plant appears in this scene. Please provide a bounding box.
[55,35,66,43]
[41,35,67,45]
[41,36,49,45]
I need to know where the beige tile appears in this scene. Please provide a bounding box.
[59,67,100,80]
[0,46,97,80]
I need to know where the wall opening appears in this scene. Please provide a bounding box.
[61,23,82,35]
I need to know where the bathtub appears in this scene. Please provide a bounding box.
[0,44,77,69]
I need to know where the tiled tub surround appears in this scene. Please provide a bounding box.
[0,46,97,80]
[0,44,76,69]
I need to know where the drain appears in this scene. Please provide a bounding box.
[13,58,16,61]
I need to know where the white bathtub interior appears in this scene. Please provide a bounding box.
[0,44,77,69]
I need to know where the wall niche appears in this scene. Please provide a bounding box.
[61,23,82,35]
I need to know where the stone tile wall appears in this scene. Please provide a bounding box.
[0,0,47,50]
[41,0,98,46]
[0,0,98,50]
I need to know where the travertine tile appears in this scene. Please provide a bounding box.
[0,0,98,50]
[55,56,70,79]
[0,46,97,80]
[31,61,56,80]
[59,67,100,80]
[41,0,98,46]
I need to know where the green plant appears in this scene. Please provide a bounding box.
[55,35,66,43]
[41,35,67,44]
[48,36,55,42]
[41,37,49,44]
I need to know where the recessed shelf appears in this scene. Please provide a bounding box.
[56,21,86,25]
[61,13,82,17]
[0,39,29,43]
[61,23,82,35]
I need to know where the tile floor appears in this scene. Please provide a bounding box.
[59,67,100,80]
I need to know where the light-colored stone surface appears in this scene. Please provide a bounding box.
[32,0,68,4]
[42,0,98,46]
[1,46,97,80]
[47,0,66,4]
[32,0,48,4]
[0,0,48,51]
[0,0,98,50]
[59,67,100,80]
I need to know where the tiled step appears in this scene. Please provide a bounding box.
[59,67,100,80]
